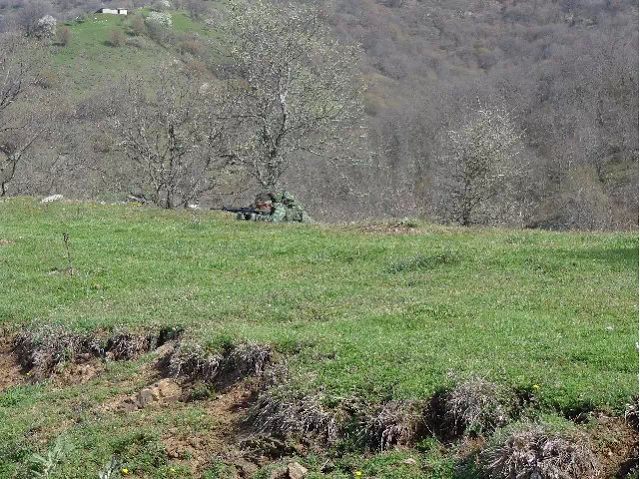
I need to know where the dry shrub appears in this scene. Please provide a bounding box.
[482,424,600,479]
[624,398,639,429]
[363,400,424,450]
[105,332,157,361]
[13,327,103,379]
[167,341,271,387]
[108,29,125,47]
[167,343,222,381]
[249,390,341,445]
[445,378,516,436]
[250,390,424,450]
[180,37,203,56]
[12,326,180,380]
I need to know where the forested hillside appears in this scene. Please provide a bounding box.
[0,0,637,228]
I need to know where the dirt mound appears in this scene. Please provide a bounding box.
[11,325,183,381]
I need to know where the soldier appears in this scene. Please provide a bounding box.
[252,192,275,221]
[240,191,312,223]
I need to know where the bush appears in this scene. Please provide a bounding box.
[481,423,600,479]
[445,378,516,436]
[108,28,125,47]
[146,11,172,27]
[180,36,203,56]
[32,15,56,41]
[130,14,147,36]
[56,25,71,46]
[125,37,145,49]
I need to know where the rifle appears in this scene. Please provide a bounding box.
[211,206,258,219]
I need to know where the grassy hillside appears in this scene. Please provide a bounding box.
[52,11,213,94]
[0,198,637,477]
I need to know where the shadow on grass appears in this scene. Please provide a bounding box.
[561,247,638,269]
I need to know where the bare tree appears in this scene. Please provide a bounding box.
[0,32,50,196]
[432,103,525,226]
[105,68,232,208]
[219,0,366,191]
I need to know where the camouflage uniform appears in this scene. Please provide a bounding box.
[240,191,311,223]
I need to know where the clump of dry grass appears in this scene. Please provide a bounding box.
[362,400,424,450]
[481,424,600,479]
[12,326,180,380]
[218,342,272,387]
[167,341,271,387]
[249,390,341,445]
[250,389,426,450]
[13,327,103,379]
[105,332,157,361]
[624,397,639,429]
[445,377,516,436]
[167,343,222,381]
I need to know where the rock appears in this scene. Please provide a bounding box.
[154,379,181,399]
[40,194,64,204]
[287,462,308,479]
[137,388,154,408]
[269,468,287,479]
[403,458,417,465]
[119,397,139,412]
[124,380,183,410]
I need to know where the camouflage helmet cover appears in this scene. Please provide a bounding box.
[282,191,295,203]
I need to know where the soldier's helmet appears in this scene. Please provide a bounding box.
[254,192,273,212]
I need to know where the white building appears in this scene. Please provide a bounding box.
[96,7,128,15]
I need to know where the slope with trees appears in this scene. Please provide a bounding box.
[0,0,636,229]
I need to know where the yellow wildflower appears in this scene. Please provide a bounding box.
[121,468,129,475]
[355,472,363,477]
[533,384,540,389]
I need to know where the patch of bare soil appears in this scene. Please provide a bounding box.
[0,238,16,246]
[589,414,639,478]
[161,383,259,478]
[0,338,23,392]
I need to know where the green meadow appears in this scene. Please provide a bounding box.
[0,198,637,477]
[1,198,636,410]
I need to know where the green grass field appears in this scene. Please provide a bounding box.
[0,198,637,478]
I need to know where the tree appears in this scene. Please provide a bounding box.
[219,0,366,191]
[0,32,50,196]
[432,104,525,226]
[105,68,232,208]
